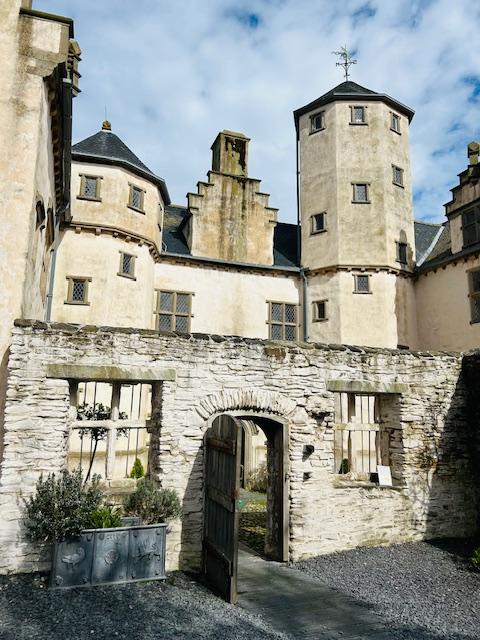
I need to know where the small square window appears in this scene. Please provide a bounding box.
[313,300,327,322]
[267,302,297,341]
[311,212,326,234]
[155,290,192,332]
[119,252,135,278]
[129,185,145,212]
[79,175,101,201]
[65,276,91,305]
[310,111,325,133]
[351,106,366,124]
[392,166,404,187]
[391,113,401,133]
[396,242,407,265]
[354,274,370,294]
[352,183,369,203]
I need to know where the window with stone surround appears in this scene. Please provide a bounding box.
[392,165,404,187]
[310,111,325,133]
[396,241,408,265]
[128,184,145,212]
[313,300,327,322]
[267,302,298,341]
[468,269,480,324]
[353,273,371,294]
[462,206,480,248]
[155,290,193,333]
[68,381,151,482]
[391,112,401,133]
[334,392,389,481]
[118,252,136,279]
[350,105,367,125]
[65,276,91,305]
[79,175,102,201]
[311,212,326,234]
[352,183,370,203]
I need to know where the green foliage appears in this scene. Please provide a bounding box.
[129,458,145,479]
[245,462,268,493]
[87,505,123,529]
[471,547,480,570]
[123,478,182,524]
[23,469,103,543]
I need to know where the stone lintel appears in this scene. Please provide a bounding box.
[46,364,176,382]
[326,379,409,394]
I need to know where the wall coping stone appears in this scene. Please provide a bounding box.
[46,364,176,382]
[326,380,410,394]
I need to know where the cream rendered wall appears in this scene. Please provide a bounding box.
[415,258,480,351]
[70,162,164,249]
[449,215,463,254]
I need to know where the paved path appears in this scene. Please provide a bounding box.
[237,548,392,640]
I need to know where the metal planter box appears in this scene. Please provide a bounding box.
[50,523,167,589]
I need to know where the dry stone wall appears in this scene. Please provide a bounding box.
[0,320,478,574]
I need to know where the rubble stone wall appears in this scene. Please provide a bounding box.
[0,320,478,574]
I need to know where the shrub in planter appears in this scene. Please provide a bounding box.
[123,478,182,524]
[24,468,102,543]
[87,505,123,529]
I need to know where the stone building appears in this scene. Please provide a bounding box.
[1,0,480,593]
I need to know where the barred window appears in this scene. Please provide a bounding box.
[392,165,404,187]
[268,302,298,341]
[351,106,366,124]
[129,184,145,212]
[311,212,326,234]
[313,300,327,322]
[396,242,407,265]
[155,290,192,333]
[354,274,370,293]
[79,175,101,200]
[352,183,369,203]
[469,270,480,324]
[462,206,480,248]
[310,111,325,133]
[119,252,135,278]
[65,276,91,305]
[391,113,401,133]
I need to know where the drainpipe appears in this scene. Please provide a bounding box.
[295,121,309,342]
[45,75,72,322]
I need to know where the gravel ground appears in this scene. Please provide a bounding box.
[0,571,288,640]
[293,538,480,640]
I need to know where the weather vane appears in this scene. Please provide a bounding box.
[332,46,357,81]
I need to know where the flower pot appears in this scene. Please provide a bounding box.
[50,522,167,589]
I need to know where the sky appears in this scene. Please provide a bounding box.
[40,0,480,224]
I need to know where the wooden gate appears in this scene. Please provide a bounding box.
[203,414,242,603]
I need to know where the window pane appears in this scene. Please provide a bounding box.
[285,304,296,323]
[311,112,323,131]
[471,295,480,323]
[354,184,368,202]
[463,225,477,247]
[158,314,172,331]
[159,291,173,311]
[356,275,370,292]
[316,301,326,320]
[131,187,143,209]
[353,107,364,123]
[285,325,296,341]
[393,167,403,185]
[122,254,133,274]
[271,303,282,322]
[397,243,407,264]
[72,280,86,302]
[392,114,400,131]
[84,177,97,198]
[176,293,190,314]
[313,213,325,232]
[175,315,189,333]
[471,271,480,294]
[270,324,282,340]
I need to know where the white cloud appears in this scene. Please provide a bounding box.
[40,0,480,223]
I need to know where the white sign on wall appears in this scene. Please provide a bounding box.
[377,465,393,487]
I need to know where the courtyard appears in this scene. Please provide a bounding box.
[0,539,477,640]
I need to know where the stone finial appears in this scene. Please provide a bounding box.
[468,141,479,165]
[211,130,250,177]
[102,120,112,131]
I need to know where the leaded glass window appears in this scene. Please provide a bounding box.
[462,206,480,248]
[65,276,90,305]
[267,302,298,341]
[80,176,100,200]
[352,183,369,203]
[354,274,370,294]
[351,106,366,124]
[155,290,192,333]
[119,252,135,278]
[129,185,144,211]
[391,113,401,133]
[469,270,480,324]
[392,165,404,187]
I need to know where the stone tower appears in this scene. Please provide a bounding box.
[294,81,417,348]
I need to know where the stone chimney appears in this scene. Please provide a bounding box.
[211,130,250,177]
[468,141,479,166]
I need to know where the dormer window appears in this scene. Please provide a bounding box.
[310,111,325,133]
[79,175,101,201]
[350,106,367,125]
[391,113,401,134]
[311,212,326,234]
[128,184,145,212]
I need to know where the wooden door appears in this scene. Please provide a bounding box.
[203,414,242,604]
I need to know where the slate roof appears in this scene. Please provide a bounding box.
[415,222,454,272]
[294,80,415,123]
[72,129,170,204]
[414,221,444,265]
[162,205,299,269]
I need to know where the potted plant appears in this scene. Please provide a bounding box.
[23,469,181,589]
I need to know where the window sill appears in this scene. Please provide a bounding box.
[313,318,328,322]
[127,204,145,214]
[310,229,327,235]
[77,196,102,203]
[309,127,325,135]
[393,182,405,189]
[117,272,137,280]
[353,290,372,294]
[390,128,401,135]
[64,300,90,306]
[349,122,368,126]
[351,200,371,204]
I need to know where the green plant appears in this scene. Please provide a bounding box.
[23,468,103,543]
[129,458,145,479]
[87,505,123,529]
[471,547,480,570]
[123,478,182,524]
[245,462,268,493]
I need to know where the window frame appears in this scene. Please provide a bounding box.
[78,175,102,202]
[392,165,404,188]
[118,251,136,280]
[353,273,371,294]
[310,110,325,134]
[390,112,401,134]
[396,241,408,265]
[154,289,193,333]
[352,182,370,204]
[310,212,327,235]
[468,268,480,324]
[312,299,328,322]
[267,301,298,341]
[65,275,92,305]
[128,183,146,213]
[462,205,480,248]
[349,105,368,125]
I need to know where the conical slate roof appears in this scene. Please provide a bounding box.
[72,125,170,204]
[294,80,414,124]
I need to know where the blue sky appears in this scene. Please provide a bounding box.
[41,0,480,224]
